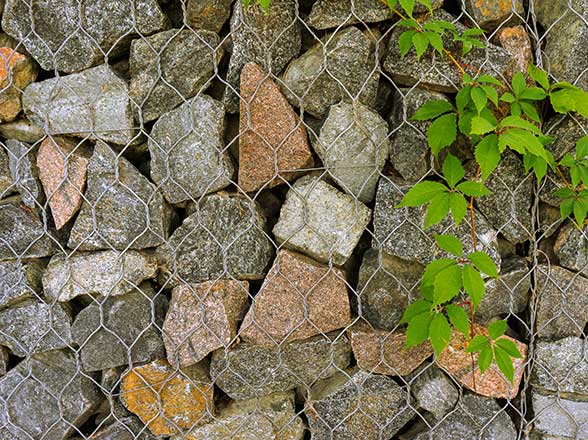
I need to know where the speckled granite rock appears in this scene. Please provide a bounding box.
[464,0,523,30]
[210,332,351,400]
[90,417,158,440]
[22,64,137,145]
[0,145,11,196]
[554,222,588,277]
[5,139,42,208]
[0,48,37,122]
[238,63,313,192]
[410,366,459,421]
[71,284,167,371]
[184,0,232,32]
[305,369,414,439]
[0,259,45,308]
[0,349,101,440]
[163,279,249,367]
[273,176,371,265]
[68,141,171,250]
[130,29,222,122]
[223,0,301,113]
[532,393,588,439]
[2,0,169,73]
[157,192,273,286]
[313,102,390,203]
[0,119,44,144]
[240,249,351,345]
[281,26,379,118]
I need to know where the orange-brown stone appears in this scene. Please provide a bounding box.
[496,26,533,80]
[0,48,37,122]
[438,324,527,399]
[120,359,214,436]
[238,62,313,192]
[348,324,433,376]
[37,136,90,229]
[467,0,523,29]
[239,249,351,345]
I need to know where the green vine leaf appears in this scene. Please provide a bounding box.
[445,304,470,336]
[396,181,448,207]
[461,264,485,310]
[442,154,465,188]
[467,251,499,277]
[433,264,462,306]
[428,113,457,156]
[434,234,463,256]
[488,320,507,339]
[405,311,432,348]
[429,313,452,356]
[412,100,454,120]
[475,134,500,181]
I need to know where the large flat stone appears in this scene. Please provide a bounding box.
[0,119,44,144]
[410,366,459,421]
[22,64,137,145]
[5,139,42,208]
[210,332,351,400]
[532,392,588,439]
[0,259,45,309]
[272,176,371,265]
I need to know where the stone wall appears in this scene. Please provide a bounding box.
[0,0,586,439]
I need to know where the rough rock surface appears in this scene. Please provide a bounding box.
[0,119,44,143]
[37,136,89,229]
[348,324,433,376]
[535,264,588,339]
[149,95,233,204]
[305,369,414,439]
[23,64,137,145]
[532,393,588,439]
[413,394,517,439]
[356,248,423,330]
[185,0,232,32]
[240,250,351,346]
[163,279,249,367]
[157,192,273,286]
[554,222,588,277]
[210,332,351,400]
[6,139,42,208]
[0,299,73,356]
[68,141,171,250]
[0,259,44,308]
[496,26,533,78]
[90,417,158,440]
[281,26,379,118]
[0,350,101,440]
[410,366,459,421]
[273,176,371,265]
[383,11,514,92]
[238,63,313,193]
[0,48,36,122]
[313,102,390,203]
[121,359,214,436]
[438,325,527,399]
[388,88,449,182]
[0,145,11,196]
[373,177,501,267]
[464,0,523,30]
[130,29,221,122]
[180,391,305,440]
[71,284,167,371]
[2,0,169,73]
[224,0,301,113]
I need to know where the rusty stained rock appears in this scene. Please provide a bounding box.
[120,359,214,436]
[37,136,90,230]
[238,62,313,193]
[0,47,37,123]
[163,279,249,368]
[464,0,523,30]
[239,249,351,346]
[438,325,527,399]
[495,25,533,79]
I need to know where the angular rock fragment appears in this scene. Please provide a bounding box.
[281,26,379,118]
[373,177,501,267]
[348,324,432,376]
[0,347,7,376]
[68,141,171,250]
[410,366,458,421]
[496,26,533,78]
[532,392,588,439]
[157,192,273,286]
[306,0,443,29]
[388,88,449,182]
[149,95,233,204]
[0,48,36,122]
[23,64,137,145]
[180,391,305,440]
[313,102,390,202]
[535,264,588,339]
[224,0,301,113]
[238,62,313,192]
[273,176,371,265]
[412,394,517,439]
[2,0,169,73]
[0,145,11,196]
[438,325,526,399]
[554,222,588,277]
[121,359,214,436]
[71,284,167,371]
[0,118,44,144]
[464,0,523,30]
[90,417,158,440]
[37,136,89,229]
[305,369,414,439]
[210,332,351,400]
[0,350,101,440]
[383,11,513,92]
[5,139,42,208]
[0,259,44,308]
[163,279,249,367]
[356,248,423,330]
[0,299,73,356]
[240,250,351,346]
[184,0,232,32]
[130,29,221,122]
[43,250,157,302]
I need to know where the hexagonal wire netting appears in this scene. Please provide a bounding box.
[0,0,587,439]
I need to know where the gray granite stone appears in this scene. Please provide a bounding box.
[129,29,222,122]
[532,392,588,439]
[281,26,379,118]
[5,139,42,208]
[554,222,588,277]
[410,366,458,421]
[0,119,44,144]
[0,145,11,197]
[149,95,234,204]
[0,259,45,309]
[185,0,232,32]
[90,417,157,440]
